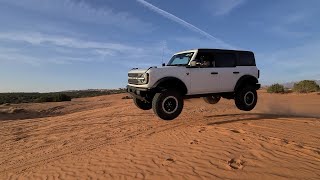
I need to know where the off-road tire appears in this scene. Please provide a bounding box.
[234,86,257,111]
[203,96,221,104]
[133,97,152,110]
[152,90,183,120]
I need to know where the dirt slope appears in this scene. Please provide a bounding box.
[0,91,320,179]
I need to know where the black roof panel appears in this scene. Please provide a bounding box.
[197,48,254,54]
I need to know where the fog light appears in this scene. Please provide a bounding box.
[137,90,140,95]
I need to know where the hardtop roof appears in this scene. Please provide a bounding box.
[175,48,254,55]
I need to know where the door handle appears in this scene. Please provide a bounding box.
[233,72,240,74]
[211,72,218,75]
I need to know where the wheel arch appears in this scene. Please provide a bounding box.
[234,75,258,92]
[152,77,188,95]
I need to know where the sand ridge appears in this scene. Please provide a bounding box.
[0,91,320,179]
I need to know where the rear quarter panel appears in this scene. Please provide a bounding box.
[231,66,259,90]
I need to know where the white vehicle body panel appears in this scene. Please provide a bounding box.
[188,67,219,94]
[127,49,259,95]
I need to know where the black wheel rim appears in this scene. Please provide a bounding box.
[162,96,178,114]
[244,91,255,106]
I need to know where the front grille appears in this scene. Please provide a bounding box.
[128,73,141,84]
[128,73,140,77]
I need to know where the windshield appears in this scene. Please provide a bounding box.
[167,52,194,66]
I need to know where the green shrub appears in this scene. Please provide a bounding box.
[53,94,72,102]
[293,80,320,93]
[36,96,54,103]
[36,94,71,103]
[0,89,126,104]
[267,83,285,93]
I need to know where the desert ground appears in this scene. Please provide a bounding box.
[0,91,320,179]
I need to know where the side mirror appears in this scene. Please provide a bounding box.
[189,60,200,67]
[162,63,165,67]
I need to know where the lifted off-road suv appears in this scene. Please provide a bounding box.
[127,49,260,120]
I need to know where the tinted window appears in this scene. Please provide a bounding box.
[238,52,256,66]
[214,53,236,67]
[195,52,214,68]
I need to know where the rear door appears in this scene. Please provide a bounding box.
[212,52,239,92]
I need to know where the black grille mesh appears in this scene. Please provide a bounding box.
[128,73,141,84]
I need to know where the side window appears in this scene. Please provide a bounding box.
[238,52,256,66]
[213,53,236,67]
[195,52,214,68]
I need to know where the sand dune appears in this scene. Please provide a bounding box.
[1,91,320,179]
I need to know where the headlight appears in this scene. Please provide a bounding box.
[137,73,149,84]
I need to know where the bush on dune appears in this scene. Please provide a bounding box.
[293,80,320,93]
[53,94,72,102]
[36,94,72,103]
[36,96,54,103]
[0,89,126,104]
[267,84,285,93]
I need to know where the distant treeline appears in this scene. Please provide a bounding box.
[0,89,127,104]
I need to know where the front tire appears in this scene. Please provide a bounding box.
[152,90,183,120]
[234,86,258,111]
[133,97,152,110]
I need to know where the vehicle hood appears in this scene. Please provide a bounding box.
[128,68,149,74]
[128,66,178,74]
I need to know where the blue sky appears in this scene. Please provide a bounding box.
[0,0,320,92]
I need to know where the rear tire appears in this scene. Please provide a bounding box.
[234,86,257,111]
[203,96,221,104]
[133,97,152,110]
[152,90,183,120]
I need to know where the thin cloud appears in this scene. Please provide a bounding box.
[0,31,174,66]
[257,40,320,84]
[0,48,89,66]
[283,13,309,25]
[135,0,233,48]
[269,26,309,39]
[266,12,311,38]
[211,0,246,16]
[1,0,152,33]
[0,32,140,52]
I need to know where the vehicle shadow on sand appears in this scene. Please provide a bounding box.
[205,113,320,125]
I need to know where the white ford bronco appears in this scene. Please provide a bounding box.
[127,49,260,120]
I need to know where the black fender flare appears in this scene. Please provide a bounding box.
[152,77,188,95]
[234,75,259,92]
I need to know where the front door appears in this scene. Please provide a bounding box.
[188,50,240,94]
[188,52,220,94]
[189,67,220,94]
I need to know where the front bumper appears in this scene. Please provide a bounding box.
[126,85,155,102]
